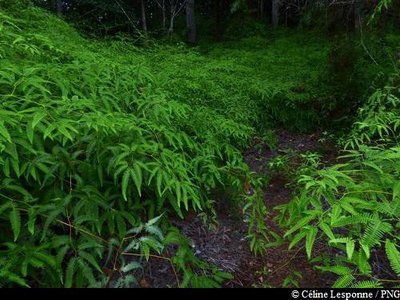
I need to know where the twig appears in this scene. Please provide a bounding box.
[268,245,305,277]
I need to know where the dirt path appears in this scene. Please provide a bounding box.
[235,129,336,287]
[140,129,337,288]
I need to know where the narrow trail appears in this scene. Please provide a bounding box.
[239,129,337,287]
[140,129,338,288]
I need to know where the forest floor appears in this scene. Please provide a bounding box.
[138,129,338,288]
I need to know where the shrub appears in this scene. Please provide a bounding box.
[277,70,400,288]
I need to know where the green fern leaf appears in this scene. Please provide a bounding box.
[130,164,142,197]
[385,239,400,276]
[346,240,355,260]
[77,259,97,287]
[316,265,352,275]
[333,274,354,288]
[306,227,318,259]
[288,230,307,250]
[121,262,141,273]
[0,121,11,143]
[284,214,316,237]
[352,280,382,288]
[393,181,400,200]
[5,272,29,287]
[65,257,76,288]
[319,222,335,240]
[10,204,21,241]
[27,207,36,235]
[361,218,392,248]
[78,250,103,274]
[121,169,130,201]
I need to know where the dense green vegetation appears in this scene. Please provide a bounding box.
[2,0,400,289]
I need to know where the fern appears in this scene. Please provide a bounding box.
[9,204,21,241]
[385,240,400,276]
[279,71,400,288]
[333,274,355,288]
[351,281,383,288]
[361,217,392,248]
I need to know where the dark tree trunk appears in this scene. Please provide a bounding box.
[214,0,222,40]
[272,0,280,27]
[56,0,63,17]
[259,0,265,20]
[168,1,174,34]
[162,0,166,32]
[140,0,148,32]
[186,0,196,44]
[354,1,362,30]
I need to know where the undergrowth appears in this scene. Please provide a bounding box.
[278,70,400,288]
[0,3,264,287]
[148,33,331,133]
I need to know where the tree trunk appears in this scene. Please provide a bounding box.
[140,0,148,32]
[168,2,175,34]
[56,0,63,17]
[354,0,361,31]
[168,17,174,34]
[272,0,280,27]
[214,0,222,40]
[162,0,166,32]
[259,0,265,21]
[186,0,196,44]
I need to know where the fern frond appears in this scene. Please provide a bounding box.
[385,239,400,276]
[351,280,382,288]
[361,217,392,248]
[333,274,354,288]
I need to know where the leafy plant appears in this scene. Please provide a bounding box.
[277,73,400,288]
[0,4,265,287]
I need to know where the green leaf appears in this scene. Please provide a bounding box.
[32,111,47,129]
[6,273,30,287]
[319,222,335,240]
[77,259,97,286]
[329,237,351,244]
[362,161,383,174]
[78,250,103,274]
[360,242,370,259]
[340,201,358,216]
[116,214,126,238]
[0,121,11,143]
[131,164,142,197]
[284,215,316,237]
[357,250,371,275]
[385,239,400,276]
[41,209,63,241]
[288,230,307,250]
[121,262,142,273]
[393,181,400,200]
[0,201,12,216]
[352,281,382,288]
[65,257,76,288]
[156,170,163,196]
[306,227,317,259]
[121,169,130,201]
[346,240,355,260]
[146,214,163,227]
[27,206,36,235]
[317,265,352,275]
[10,204,21,241]
[333,274,354,288]
[26,123,34,144]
